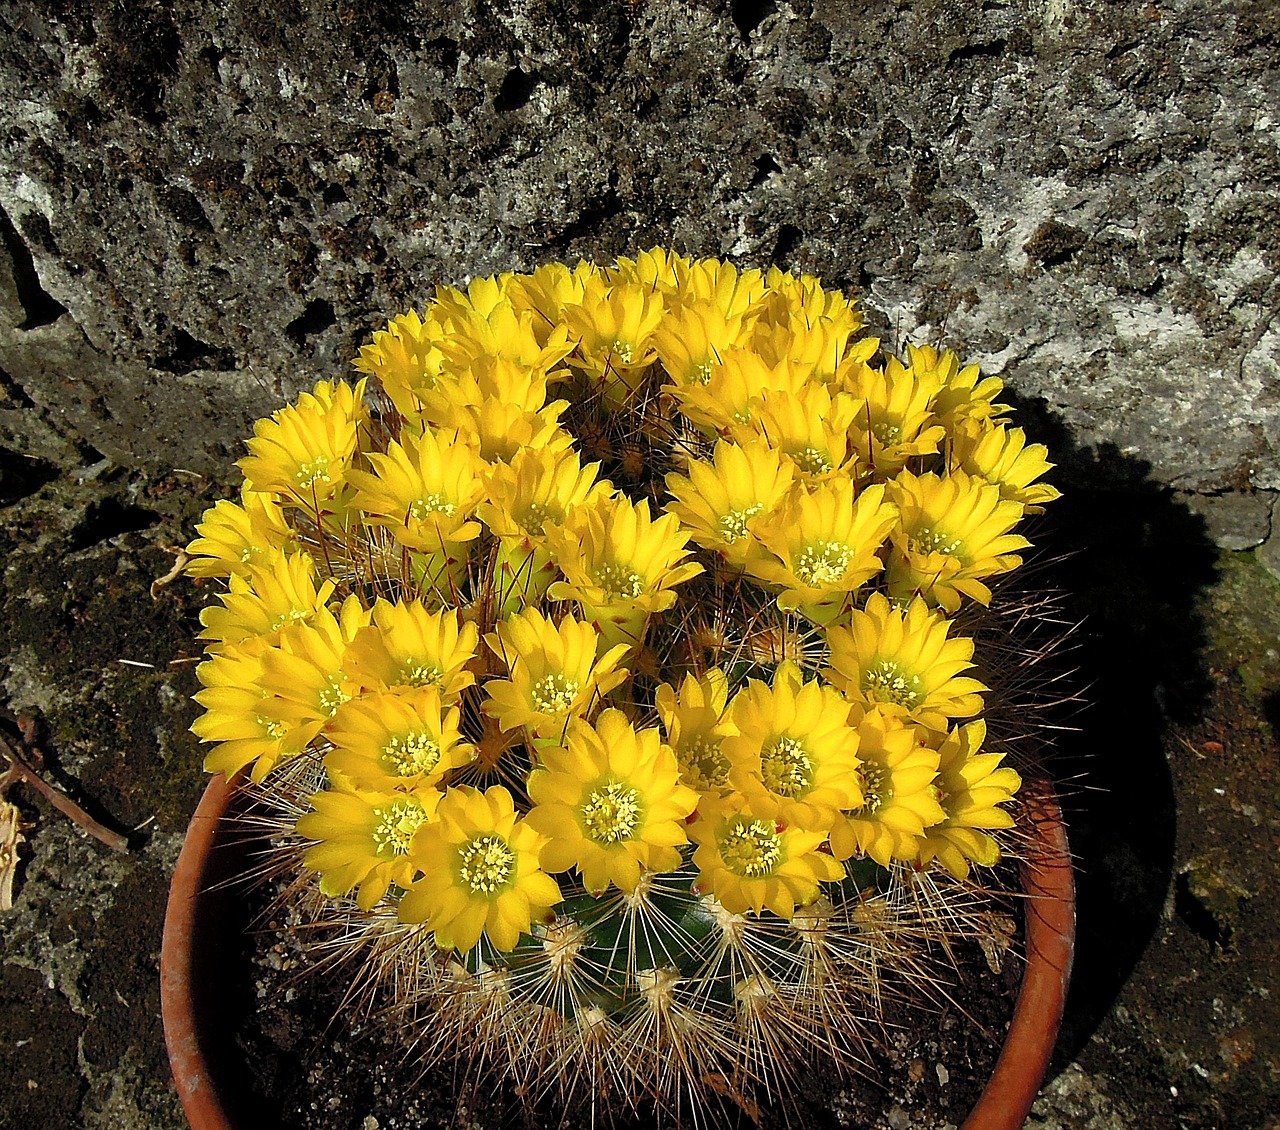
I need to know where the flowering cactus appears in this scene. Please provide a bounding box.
[187,250,1060,1120]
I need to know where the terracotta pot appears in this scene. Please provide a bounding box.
[162,776,1075,1130]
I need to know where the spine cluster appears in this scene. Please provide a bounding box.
[187,249,1060,1118]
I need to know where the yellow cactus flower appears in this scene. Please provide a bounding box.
[297,784,441,911]
[562,276,666,408]
[733,382,860,480]
[196,549,333,651]
[604,246,690,292]
[664,439,795,570]
[654,668,739,794]
[238,378,367,508]
[827,708,946,867]
[185,488,297,579]
[824,592,986,733]
[950,419,1062,513]
[546,495,703,651]
[346,426,485,554]
[506,259,598,343]
[747,479,898,624]
[431,284,574,378]
[751,270,861,382]
[724,673,863,832]
[399,785,563,952]
[352,308,448,424]
[913,720,1021,880]
[191,639,309,781]
[689,792,844,918]
[844,355,947,477]
[325,686,473,791]
[342,601,478,701]
[885,470,1030,612]
[525,710,698,893]
[670,348,811,435]
[905,344,1008,431]
[483,608,630,740]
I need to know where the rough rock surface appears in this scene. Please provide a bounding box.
[1,2,1279,1129]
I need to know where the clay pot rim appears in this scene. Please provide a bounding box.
[161,775,1075,1130]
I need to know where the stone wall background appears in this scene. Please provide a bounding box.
[1,0,1278,542]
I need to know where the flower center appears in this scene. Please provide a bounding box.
[793,446,833,475]
[720,818,783,877]
[793,540,853,587]
[295,457,332,490]
[856,764,888,814]
[580,781,642,844]
[381,730,441,777]
[409,493,457,522]
[457,834,515,894]
[531,673,581,714]
[399,661,444,689]
[268,606,312,631]
[594,562,645,600]
[862,660,923,709]
[760,736,814,798]
[872,420,903,446]
[255,715,288,740]
[911,526,963,557]
[610,340,635,364]
[371,799,427,858]
[679,736,731,792]
[520,500,560,532]
[717,503,764,543]
[318,676,350,716]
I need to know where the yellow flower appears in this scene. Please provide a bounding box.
[885,470,1030,612]
[352,308,448,424]
[732,382,860,481]
[950,419,1062,513]
[664,439,795,570]
[197,549,333,651]
[506,260,598,344]
[670,348,810,435]
[342,600,478,701]
[346,427,484,554]
[905,344,1008,431]
[746,479,898,625]
[478,448,612,613]
[431,282,574,378]
[689,792,844,918]
[604,247,690,292]
[297,784,441,911]
[562,275,666,408]
[725,672,863,832]
[483,607,630,740]
[752,270,861,382]
[191,639,309,781]
[238,378,367,507]
[844,355,947,477]
[546,495,703,651]
[185,488,297,579]
[827,707,946,867]
[913,720,1021,880]
[824,593,986,733]
[654,668,739,794]
[399,785,563,952]
[325,686,474,791]
[525,710,698,893]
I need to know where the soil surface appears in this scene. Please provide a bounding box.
[1,435,1279,1130]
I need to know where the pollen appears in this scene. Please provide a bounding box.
[399,661,444,688]
[609,340,635,364]
[862,660,924,709]
[531,674,581,713]
[720,817,783,878]
[593,562,645,599]
[382,730,442,776]
[793,540,853,587]
[679,736,731,792]
[295,457,333,489]
[580,781,642,844]
[794,446,834,475]
[255,715,288,740]
[409,493,458,521]
[716,503,764,543]
[912,526,963,557]
[856,764,888,814]
[318,676,350,716]
[371,799,428,858]
[457,833,515,894]
[760,736,814,798]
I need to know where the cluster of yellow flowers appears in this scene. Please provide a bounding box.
[188,249,1059,959]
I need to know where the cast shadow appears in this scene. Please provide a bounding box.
[1005,394,1218,1070]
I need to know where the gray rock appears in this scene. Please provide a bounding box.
[1177,489,1277,550]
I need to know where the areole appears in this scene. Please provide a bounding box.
[161,774,1075,1130]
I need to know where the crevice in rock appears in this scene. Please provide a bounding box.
[750,154,783,188]
[285,299,337,346]
[0,205,67,330]
[730,0,776,40]
[0,448,59,507]
[153,327,237,374]
[769,223,803,266]
[69,497,160,552]
[948,38,1008,64]
[494,67,536,113]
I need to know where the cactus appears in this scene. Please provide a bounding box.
[187,250,1060,1122]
